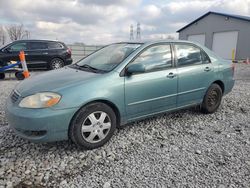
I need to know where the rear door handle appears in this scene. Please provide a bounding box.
[204,67,211,72]
[42,52,48,55]
[166,72,176,78]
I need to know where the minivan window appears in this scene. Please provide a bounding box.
[48,42,64,49]
[176,44,202,66]
[76,43,141,72]
[9,43,27,51]
[29,42,47,50]
[130,44,172,72]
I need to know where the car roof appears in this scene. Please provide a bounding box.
[143,39,197,44]
[12,39,63,43]
[114,39,198,46]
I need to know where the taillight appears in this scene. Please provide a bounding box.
[67,48,72,55]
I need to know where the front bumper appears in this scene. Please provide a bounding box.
[6,97,78,143]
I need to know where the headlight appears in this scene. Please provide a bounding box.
[19,92,61,108]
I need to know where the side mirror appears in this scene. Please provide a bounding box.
[126,63,145,76]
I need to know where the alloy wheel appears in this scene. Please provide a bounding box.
[51,59,63,69]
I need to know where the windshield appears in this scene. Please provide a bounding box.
[76,43,141,72]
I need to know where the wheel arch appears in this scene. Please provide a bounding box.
[50,56,65,62]
[213,80,225,94]
[69,99,121,133]
[90,99,121,127]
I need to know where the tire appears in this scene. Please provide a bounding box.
[69,102,117,149]
[15,71,25,80]
[0,73,5,80]
[201,83,222,114]
[50,58,64,70]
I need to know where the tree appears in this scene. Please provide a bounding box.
[6,24,30,41]
[0,25,6,45]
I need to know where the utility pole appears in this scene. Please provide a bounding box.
[136,22,141,40]
[130,24,134,41]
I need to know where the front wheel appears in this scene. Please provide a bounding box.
[201,83,222,114]
[69,103,117,149]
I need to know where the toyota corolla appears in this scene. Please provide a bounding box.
[6,40,235,149]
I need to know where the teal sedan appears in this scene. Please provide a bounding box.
[6,40,235,149]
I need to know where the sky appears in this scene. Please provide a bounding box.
[0,0,250,44]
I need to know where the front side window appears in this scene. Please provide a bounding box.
[9,42,27,51]
[129,44,172,72]
[76,43,141,72]
[175,44,203,66]
[29,42,48,50]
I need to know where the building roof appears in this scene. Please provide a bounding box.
[177,11,250,32]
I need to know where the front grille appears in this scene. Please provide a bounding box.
[11,90,21,103]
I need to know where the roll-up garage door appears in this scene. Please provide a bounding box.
[212,31,238,59]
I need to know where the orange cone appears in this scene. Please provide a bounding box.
[19,51,30,78]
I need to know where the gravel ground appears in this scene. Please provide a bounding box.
[0,64,250,188]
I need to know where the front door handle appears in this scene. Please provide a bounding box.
[166,72,176,78]
[42,52,48,55]
[204,67,211,72]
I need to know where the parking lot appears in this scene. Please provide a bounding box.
[0,63,250,187]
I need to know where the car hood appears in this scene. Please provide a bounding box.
[16,67,100,96]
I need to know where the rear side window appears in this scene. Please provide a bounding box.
[201,50,211,64]
[175,44,202,67]
[48,42,64,49]
[29,42,48,50]
[131,44,172,72]
[9,42,27,51]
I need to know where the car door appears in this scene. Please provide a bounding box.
[124,43,177,120]
[174,43,215,107]
[26,41,49,69]
[1,42,28,64]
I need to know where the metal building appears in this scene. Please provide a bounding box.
[177,11,250,60]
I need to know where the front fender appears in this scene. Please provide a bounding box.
[52,72,126,123]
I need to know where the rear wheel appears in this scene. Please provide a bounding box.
[50,58,64,70]
[0,73,5,80]
[201,83,222,114]
[69,103,117,149]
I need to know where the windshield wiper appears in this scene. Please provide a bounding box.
[70,63,107,73]
[80,64,98,71]
[69,64,84,70]
[79,64,107,73]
